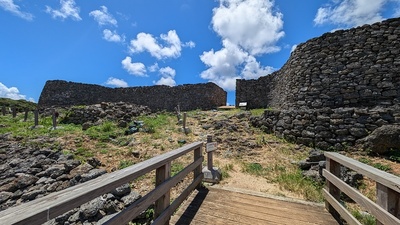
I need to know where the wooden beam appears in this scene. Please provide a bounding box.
[325,157,341,222]
[153,173,204,225]
[323,169,400,225]
[376,182,400,225]
[324,152,400,193]
[323,189,362,225]
[0,142,203,225]
[103,156,203,225]
[193,147,202,189]
[155,162,171,225]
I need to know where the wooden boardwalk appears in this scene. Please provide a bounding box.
[171,187,338,225]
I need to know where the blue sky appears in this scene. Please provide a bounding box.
[1,0,399,105]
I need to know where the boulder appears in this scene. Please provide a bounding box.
[358,125,400,154]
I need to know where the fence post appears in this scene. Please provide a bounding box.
[202,135,221,183]
[2,106,5,116]
[376,183,400,225]
[12,107,16,118]
[155,162,171,225]
[207,135,213,170]
[194,146,202,189]
[325,157,341,222]
[34,110,39,127]
[52,109,57,129]
[24,109,29,122]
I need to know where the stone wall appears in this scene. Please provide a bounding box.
[240,17,400,151]
[38,80,227,112]
[250,105,400,151]
[236,17,400,110]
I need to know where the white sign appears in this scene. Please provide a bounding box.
[206,142,217,152]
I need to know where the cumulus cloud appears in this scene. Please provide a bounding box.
[313,0,397,27]
[212,0,284,55]
[46,0,81,21]
[154,66,176,86]
[200,0,282,90]
[105,77,128,87]
[103,29,125,43]
[0,82,27,100]
[291,44,297,53]
[121,56,147,77]
[89,6,117,27]
[129,30,194,60]
[0,0,33,21]
[148,63,159,72]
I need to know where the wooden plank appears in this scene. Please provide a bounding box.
[323,169,400,225]
[154,173,203,225]
[171,187,336,225]
[0,142,203,225]
[155,162,171,225]
[323,189,362,225]
[193,147,202,189]
[201,189,335,224]
[376,182,400,225]
[103,156,203,225]
[326,157,341,221]
[324,152,400,193]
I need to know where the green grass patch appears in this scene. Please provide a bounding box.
[171,162,185,176]
[274,169,324,202]
[119,160,135,169]
[249,108,265,116]
[351,210,376,225]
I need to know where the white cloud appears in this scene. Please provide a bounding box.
[89,6,117,27]
[0,0,33,21]
[154,66,176,86]
[199,0,283,90]
[121,56,147,77]
[154,77,176,86]
[314,0,391,27]
[103,29,125,43]
[105,77,128,88]
[46,0,81,21]
[183,41,196,48]
[212,0,284,55]
[0,82,27,100]
[148,63,159,72]
[159,66,176,78]
[291,44,297,53]
[129,30,194,60]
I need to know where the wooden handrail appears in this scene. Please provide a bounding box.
[324,152,400,225]
[0,141,204,225]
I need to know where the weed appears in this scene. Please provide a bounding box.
[250,108,265,116]
[119,160,135,169]
[372,163,391,172]
[359,157,372,164]
[351,210,376,225]
[221,163,234,179]
[242,162,269,176]
[275,169,324,202]
[171,162,185,176]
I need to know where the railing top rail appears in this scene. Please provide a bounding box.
[0,141,203,224]
[324,152,400,193]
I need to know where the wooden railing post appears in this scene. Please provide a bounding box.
[325,157,341,222]
[2,106,6,116]
[376,183,400,225]
[12,107,16,118]
[207,135,213,170]
[194,146,202,188]
[52,109,57,129]
[155,162,171,225]
[34,109,39,127]
[24,109,29,122]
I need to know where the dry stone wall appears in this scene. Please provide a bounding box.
[38,80,226,112]
[237,17,400,110]
[241,17,400,151]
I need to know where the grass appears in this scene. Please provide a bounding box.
[359,157,392,172]
[351,209,376,225]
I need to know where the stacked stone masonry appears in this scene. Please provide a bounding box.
[237,17,400,110]
[38,80,227,112]
[239,17,400,150]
